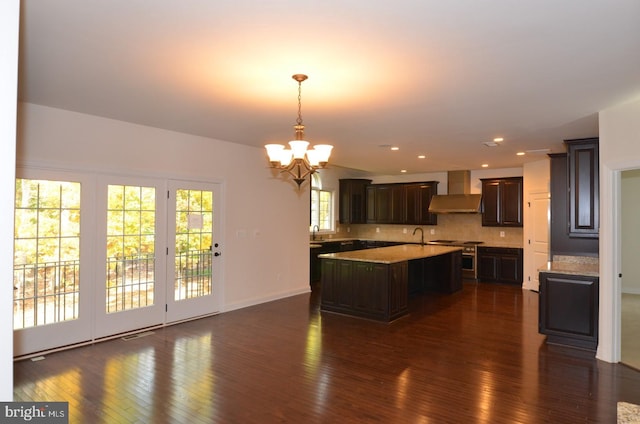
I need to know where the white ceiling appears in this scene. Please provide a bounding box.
[17,1,640,175]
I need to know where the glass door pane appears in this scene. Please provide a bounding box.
[174,188,213,301]
[106,185,156,313]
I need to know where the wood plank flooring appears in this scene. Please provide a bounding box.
[14,282,640,423]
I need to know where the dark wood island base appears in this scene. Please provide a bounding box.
[319,245,462,322]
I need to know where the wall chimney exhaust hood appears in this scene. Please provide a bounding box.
[428,170,482,213]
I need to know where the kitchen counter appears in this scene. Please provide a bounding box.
[538,255,599,277]
[318,244,462,264]
[319,244,463,322]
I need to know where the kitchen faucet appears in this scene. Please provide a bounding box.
[312,225,320,241]
[412,227,424,246]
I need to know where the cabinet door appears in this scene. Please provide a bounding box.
[390,184,406,223]
[352,262,388,316]
[369,185,392,223]
[567,139,599,238]
[502,178,523,226]
[406,183,438,225]
[498,254,522,284]
[477,252,498,282]
[539,272,599,350]
[481,180,501,226]
[320,259,338,306]
[339,179,370,224]
[336,260,355,308]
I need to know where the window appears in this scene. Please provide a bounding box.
[310,173,333,232]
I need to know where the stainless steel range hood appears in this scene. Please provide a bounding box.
[428,170,482,213]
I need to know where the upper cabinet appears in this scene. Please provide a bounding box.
[566,138,599,238]
[405,182,438,225]
[366,184,406,224]
[480,177,523,227]
[339,179,438,226]
[366,182,438,225]
[339,179,371,224]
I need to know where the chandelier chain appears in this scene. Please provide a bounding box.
[296,80,303,126]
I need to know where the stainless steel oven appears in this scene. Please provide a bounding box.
[427,240,483,281]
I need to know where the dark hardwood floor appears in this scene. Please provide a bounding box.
[13,282,640,423]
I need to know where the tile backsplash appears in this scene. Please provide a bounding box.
[331,213,523,247]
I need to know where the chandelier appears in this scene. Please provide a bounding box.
[265,74,333,188]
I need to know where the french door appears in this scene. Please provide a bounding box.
[93,176,167,338]
[165,180,222,323]
[14,171,223,356]
[13,170,94,357]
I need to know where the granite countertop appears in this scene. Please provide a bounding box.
[318,244,463,264]
[539,255,599,277]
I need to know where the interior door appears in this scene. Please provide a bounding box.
[165,180,222,323]
[525,191,550,291]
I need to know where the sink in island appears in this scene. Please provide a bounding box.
[318,244,463,322]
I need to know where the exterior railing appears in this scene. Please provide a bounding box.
[13,259,80,329]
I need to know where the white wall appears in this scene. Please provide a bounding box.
[0,0,19,401]
[621,169,640,294]
[17,103,311,315]
[598,96,640,362]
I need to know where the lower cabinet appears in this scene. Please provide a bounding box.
[477,247,523,284]
[538,272,599,351]
[408,251,462,294]
[320,258,408,322]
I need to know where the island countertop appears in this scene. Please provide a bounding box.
[318,244,462,264]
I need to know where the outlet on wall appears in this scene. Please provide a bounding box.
[430,229,435,235]
[500,231,505,237]
[403,228,407,234]
[376,227,380,233]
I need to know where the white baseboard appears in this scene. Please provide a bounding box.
[222,286,311,313]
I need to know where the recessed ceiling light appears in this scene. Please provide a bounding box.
[400,169,407,173]
[417,155,426,159]
[391,146,400,151]
[517,152,525,156]
[481,163,489,168]
[493,137,504,142]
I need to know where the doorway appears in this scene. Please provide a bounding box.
[621,169,640,369]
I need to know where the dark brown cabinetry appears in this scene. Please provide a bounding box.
[366,181,438,225]
[408,250,462,294]
[339,179,371,224]
[549,153,599,256]
[538,272,599,350]
[566,138,599,238]
[477,246,523,284]
[481,177,523,227]
[405,182,438,225]
[366,184,406,224]
[320,258,408,322]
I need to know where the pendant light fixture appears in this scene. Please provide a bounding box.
[265,74,333,188]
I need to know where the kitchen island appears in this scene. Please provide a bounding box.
[318,244,463,322]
